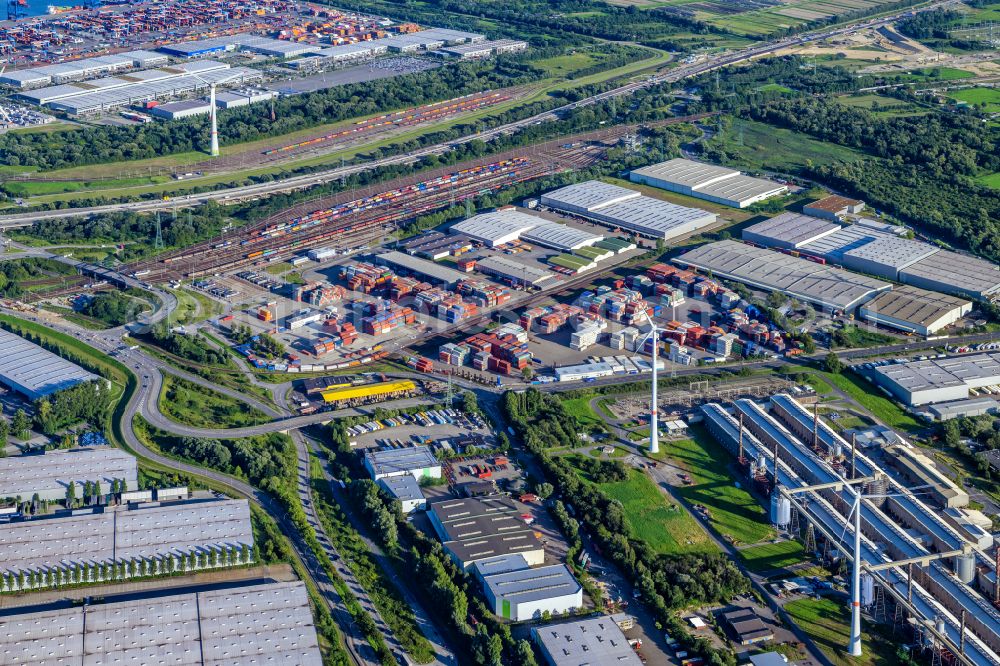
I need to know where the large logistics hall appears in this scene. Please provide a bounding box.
[672,240,891,312]
[449,209,603,250]
[481,563,582,621]
[0,329,100,400]
[17,60,260,115]
[0,447,138,503]
[475,255,555,288]
[872,353,1000,406]
[630,158,788,208]
[376,250,468,289]
[539,180,717,241]
[0,50,168,88]
[858,285,972,336]
[0,499,253,577]
[742,213,1000,300]
[428,495,544,570]
[450,210,541,247]
[0,581,323,665]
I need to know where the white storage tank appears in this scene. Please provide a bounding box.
[955,553,976,584]
[770,485,791,528]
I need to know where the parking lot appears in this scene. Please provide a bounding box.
[345,408,496,455]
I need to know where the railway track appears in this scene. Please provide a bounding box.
[128,130,621,281]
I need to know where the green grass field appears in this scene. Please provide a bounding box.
[978,172,1000,190]
[898,67,974,82]
[835,94,919,116]
[709,120,866,173]
[663,429,775,546]
[821,370,921,432]
[738,540,806,572]
[533,52,601,76]
[159,375,270,429]
[600,468,717,554]
[566,455,716,555]
[948,87,1000,113]
[562,397,604,430]
[755,83,793,93]
[784,598,899,666]
[170,288,223,326]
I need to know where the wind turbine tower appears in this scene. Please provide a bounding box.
[637,309,660,455]
[209,83,219,157]
[649,321,659,455]
[848,484,863,656]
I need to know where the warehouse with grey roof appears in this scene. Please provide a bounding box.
[450,210,539,247]
[630,158,787,208]
[743,213,1000,301]
[540,180,717,241]
[475,255,555,288]
[428,495,544,569]
[673,240,890,312]
[841,236,939,281]
[859,285,971,336]
[742,212,841,250]
[898,250,1000,301]
[364,445,441,481]
[0,499,253,578]
[0,581,322,665]
[533,616,641,666]
[0,329,101,400]
[0,447,138,503]
[376,250,468,289]
[872,353,1000,406]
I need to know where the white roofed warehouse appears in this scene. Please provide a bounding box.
[630,158,787,208]
[450,210,540,247]
[741,212,841,250]
[482,563,582,621]
[540,180,717,241]
[522,222,603,251]
[0,447,138,503]
[364,445,442,481]
[0,329,101,400]
[0,581,323,665]
[872,353,1000,406]
[898,250,1000,302]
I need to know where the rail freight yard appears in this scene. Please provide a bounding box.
[700,395,1000,665]
[126,132,624,282]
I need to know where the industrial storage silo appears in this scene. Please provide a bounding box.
[955,553,976,584]
[770,484,791,529]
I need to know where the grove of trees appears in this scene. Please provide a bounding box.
[503,388,747,666]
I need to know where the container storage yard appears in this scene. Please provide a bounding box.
[0,0,521,121]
